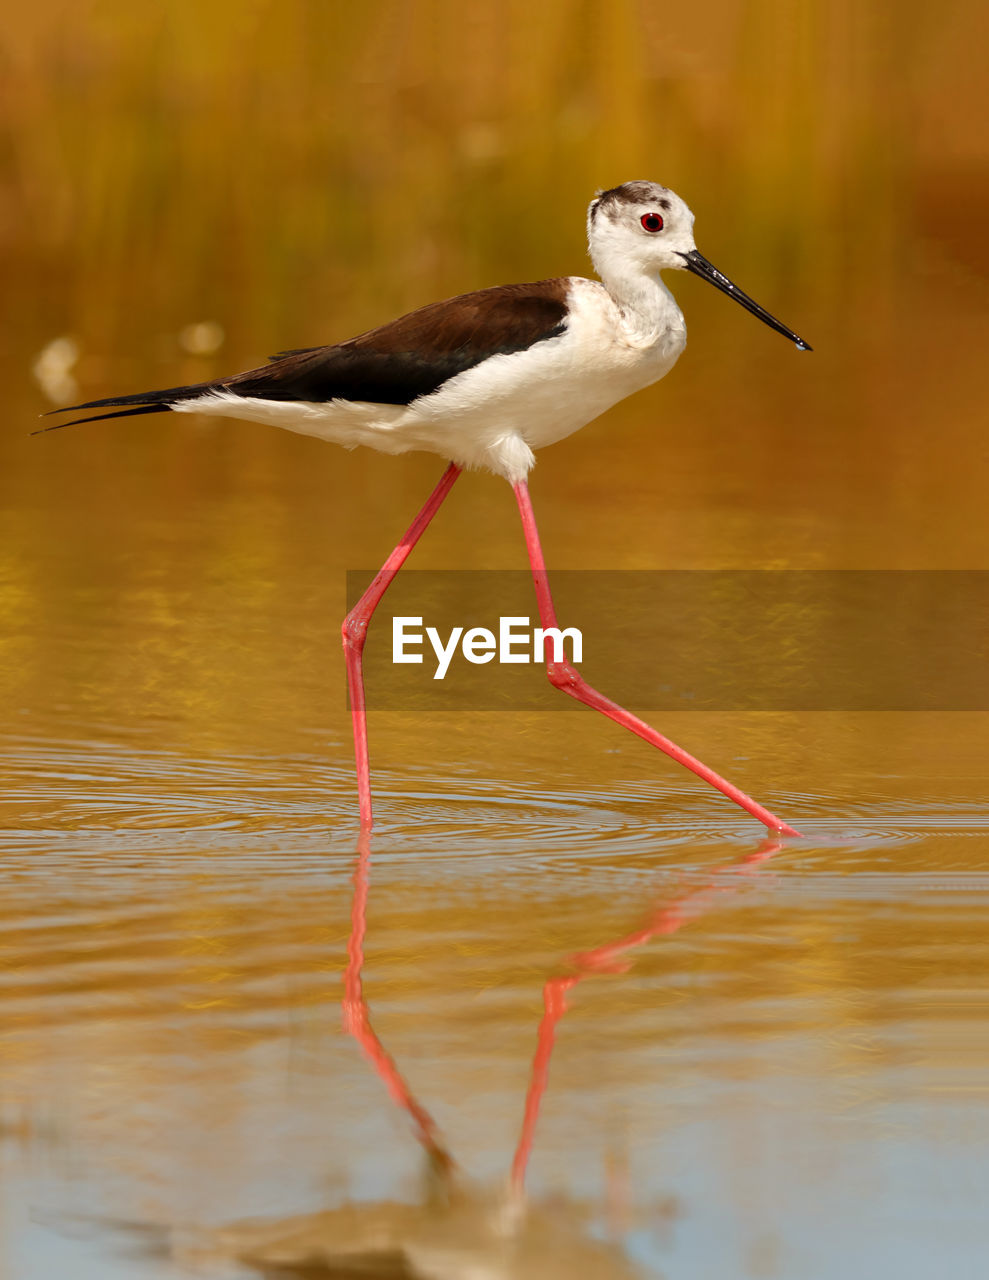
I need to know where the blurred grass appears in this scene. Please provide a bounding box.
[3,0,985,365]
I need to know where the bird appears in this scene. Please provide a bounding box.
[43,181,811,836]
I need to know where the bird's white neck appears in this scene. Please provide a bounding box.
[592,255,683,346]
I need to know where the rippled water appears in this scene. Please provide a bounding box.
[2,724,988,1278]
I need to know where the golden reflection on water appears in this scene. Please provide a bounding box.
[2,2,989,1276]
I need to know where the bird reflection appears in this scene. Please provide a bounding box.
[342,830,456,1185]
[511,840,781,1192]
[179,834,782,1279]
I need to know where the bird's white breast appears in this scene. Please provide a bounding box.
[407,277,686,479]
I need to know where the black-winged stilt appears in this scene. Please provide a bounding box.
[45,181,811,836]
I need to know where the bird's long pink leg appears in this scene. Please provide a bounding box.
[343,463,462,827]
[511,480,802,837]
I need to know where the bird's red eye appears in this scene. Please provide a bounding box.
[640,213,664,233]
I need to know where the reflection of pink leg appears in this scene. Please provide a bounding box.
[343,832,454,1171]
[510,840,782,1191]
[512,479,802,838]
[510,975,576,1190]
[342,463,462,828]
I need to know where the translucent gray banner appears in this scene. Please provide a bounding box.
[346,571,989,711]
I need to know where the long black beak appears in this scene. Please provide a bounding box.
[680,249,812,351]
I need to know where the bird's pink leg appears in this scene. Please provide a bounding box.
[342,463,462,827]
[511,480,802,837]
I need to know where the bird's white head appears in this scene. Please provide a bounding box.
[587,180,811,350]
[587,180,697,278]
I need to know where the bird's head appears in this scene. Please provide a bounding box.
[587,181,811,350]
[588,180,698,274]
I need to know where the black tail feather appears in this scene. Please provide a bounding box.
[33,403,174,435]
[35,379,213,435]
[47,381,211,415]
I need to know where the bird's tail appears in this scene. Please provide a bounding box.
[35,381,212,433]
